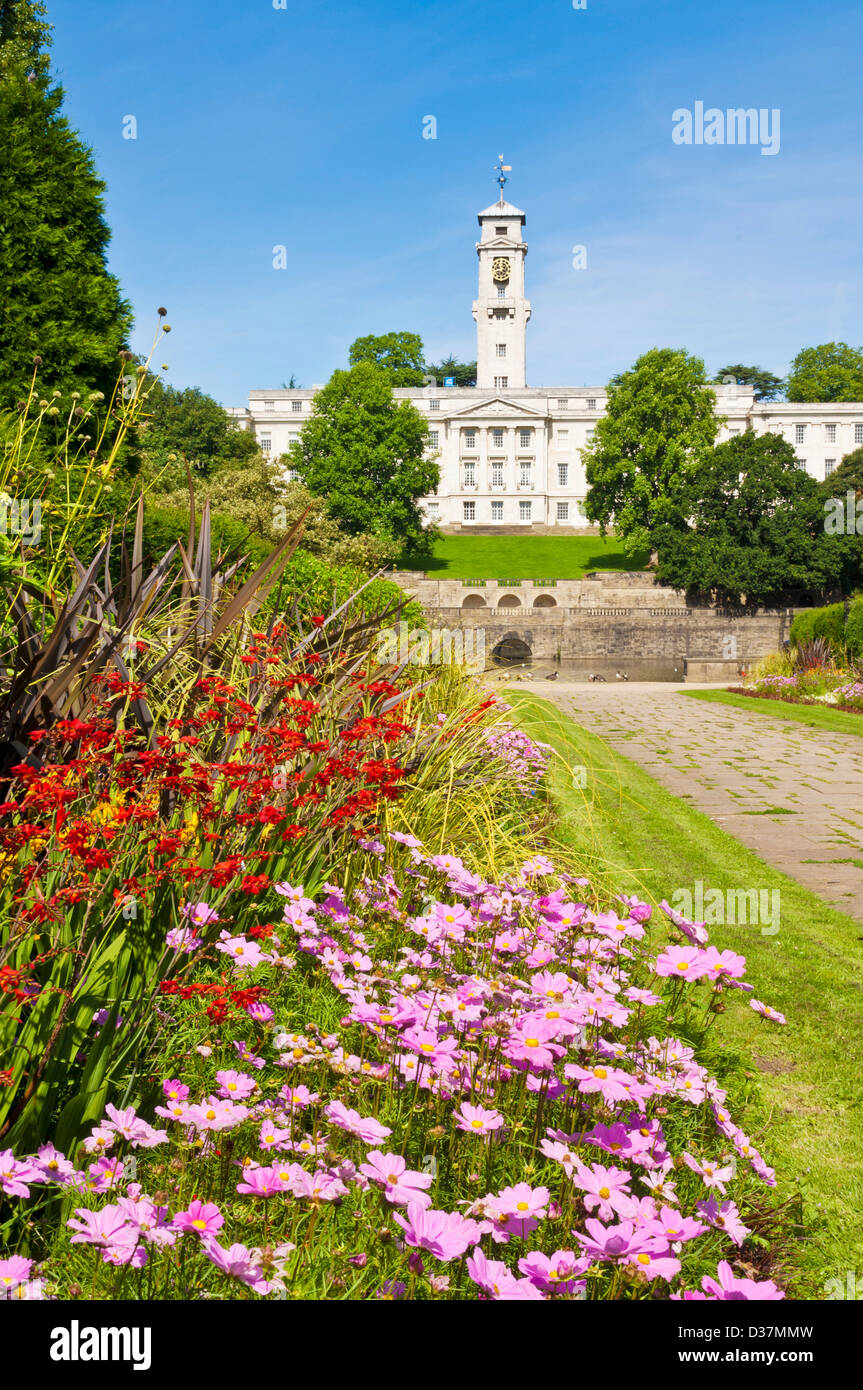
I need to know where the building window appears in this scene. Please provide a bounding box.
[493,308,508,319]
[558,429,568,441]
[586,429,595,442]
[427,502,439,516]
[494,376,508,389]
[497,286,506,299]
[587,398,597,411]
[856,424,863,444]
[557,399,569,409]
[826,424,837,443]
[288,433,299,444]
[292,400,303,412]
[825,459,836,476]
[797,458,806,469]
[492,429,505,448]
[728,427,740,435]
[518,429,531,449]
[463,430,476,449]
[464,463,476,486]
[496,343,507,358]
[429,399,440,411]
[259,437,272,452]
[463,501,475,522]
[558,462,568,486]
[495,226,507,236]
[519,501,532,522]
[287,468,299,483]
[795,424,806,444]
[491,500,503,521]
[428,430,439,448]
[264,400,274,411]
[519,463,531,487]
[557,502,569,521]
[491,463,503,488]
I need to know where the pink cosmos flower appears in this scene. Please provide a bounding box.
[182,901,220,926]
[32,1143,76,1183]
[172,1199,224,1237]
[565,1062,633,1106]
[359,1151,433,1208]
[467,1248,544,1300]
[185,1097,250,1132]
[454,1102,505,1135]
[749,999,787,1025]
[247,1001,274,1024]
[504,1017,565,1070]
[165,926,201,954]
[700,946,747,980]
[0,1256,33,1291]
[162,1079,190,1101]
[259,1119,293,1153]
[324,1100,392,1145]
[645,1205,706,1244]
[201,1236,271,1294]
[215,932,269,968]
[393,1203,480,1260]
[654,946,710,980]
[571,1161,637,1221]
[0,1151,38,1198]
[284,1168,348,1203]
[215,1070,257,1100]
[683,1153,735,1193]
[701,1259,785,1300]
[697,1197,751,1246]
[236,1165,286,1197]
[518,1249,589,1295]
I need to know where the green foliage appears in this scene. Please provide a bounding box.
[289,361,438,553]
[347,331,427,387]
[713,364,784,401]
[0,17,132,410]
[139,381,260,481]
[820,445,863,498]
[845,597,863,658]
[583,348,719,555]
[653,431,846,608]
[789,607,817,648]
[425,354,477,387]
[810,602,847,647]
[0,0,51,80]
[785,342,863,403]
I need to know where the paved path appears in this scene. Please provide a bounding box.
[493,678,863,922]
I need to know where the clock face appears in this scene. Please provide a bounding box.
[492,257,511,283]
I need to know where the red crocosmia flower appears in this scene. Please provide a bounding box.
[310,616,326,627]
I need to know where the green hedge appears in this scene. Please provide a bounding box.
[791,598,863,657]
[845,599,863,658]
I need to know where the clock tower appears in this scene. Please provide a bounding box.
[473,187,531,391]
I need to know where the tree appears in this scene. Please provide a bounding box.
[713,364,784,401]
[0,1,133,410]
[288,361,439,552]
[348,332,426,387]
[425,354,477,388]
[138,381,260,483]
[820,445,863,499]
[785,342,863,403]
[583,348,719,554]
[651,431,851,607]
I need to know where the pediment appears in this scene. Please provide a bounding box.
[449,395,547,420]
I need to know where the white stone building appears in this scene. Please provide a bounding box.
[229,195,863,530]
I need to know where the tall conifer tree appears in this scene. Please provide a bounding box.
[0,0,132,408]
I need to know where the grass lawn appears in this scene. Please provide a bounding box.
[400,533,649,579]
[682,688,863,739]
[509,691,863,1296]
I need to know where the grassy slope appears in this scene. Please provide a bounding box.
[682,688,863,739]
[510,691,863,1294]
[402,534,649,579]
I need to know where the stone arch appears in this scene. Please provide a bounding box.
[533,594,557,608]
[491,633,532,666]
[461,593,487,610]
[497,593,521,610]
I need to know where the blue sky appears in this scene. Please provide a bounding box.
[50,0,863,405]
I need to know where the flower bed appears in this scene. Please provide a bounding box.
[2,835,787,1302]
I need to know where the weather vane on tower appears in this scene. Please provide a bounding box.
[494,154,512,201]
